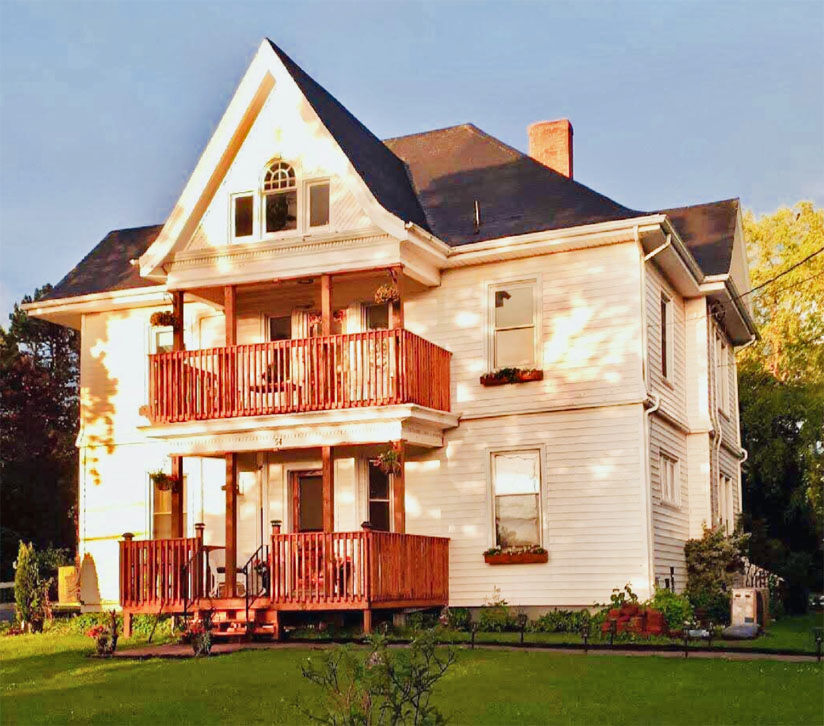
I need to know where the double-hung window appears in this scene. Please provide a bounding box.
[152,476,186,539]
[491,281,537,369]
[659,453,679,506]
[368,466,392,532]
[491,450,542,548]
[715,333,730,414]
[718,474,734,532]
[232,193,254,240]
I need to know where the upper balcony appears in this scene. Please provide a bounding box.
[148,328,451,423]
[140,270,457,453]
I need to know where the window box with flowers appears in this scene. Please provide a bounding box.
[483,545,548,565]
[149,469,180,492]
[480,368,544,387]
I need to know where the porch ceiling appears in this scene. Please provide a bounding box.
[137,403,458,455]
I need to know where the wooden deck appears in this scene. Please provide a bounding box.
[119,531,449,629]
[148,329,451,424]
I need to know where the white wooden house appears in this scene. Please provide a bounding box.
[24,40,755,637]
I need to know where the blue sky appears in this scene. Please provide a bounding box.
[1,1,822,319]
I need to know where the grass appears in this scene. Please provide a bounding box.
[1,627,822,725]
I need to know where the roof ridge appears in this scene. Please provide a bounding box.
[383,123,477,143]
[660,198,740,213]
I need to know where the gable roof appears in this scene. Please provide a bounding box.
[658,198,739,276]
[43,225,163,300]
[267,40,430,232]
[385,124,642,246]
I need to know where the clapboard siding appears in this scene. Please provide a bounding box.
[405,404,649,606]
[405,242,646,419]
[645,262,687,425]
[649,415,689,590]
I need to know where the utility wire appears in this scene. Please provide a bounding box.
[736,245,824,300]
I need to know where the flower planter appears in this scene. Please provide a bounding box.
[480,370,544,387]
[484,551,548,565]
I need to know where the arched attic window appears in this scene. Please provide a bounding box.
[263,160,298,233]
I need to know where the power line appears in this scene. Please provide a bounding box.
[737,245,824,300]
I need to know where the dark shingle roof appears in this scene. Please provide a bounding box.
[658,199,739,276]
[43,225,163,300]
[42,47,742,304]
[267,40,430,231]
[384,124,642,245]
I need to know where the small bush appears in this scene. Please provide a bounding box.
[407,610,439,631]
[528,609,591,633]
[689,590,731,625]
[645,587,694,630]
[14,542,51,632]
[478,590,515,632]
[439,607,471,631]
[299,630,455,725]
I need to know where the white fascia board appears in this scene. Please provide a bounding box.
[21,287,169,329]
[441,215,668,268]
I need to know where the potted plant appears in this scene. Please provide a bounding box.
[185,612,213,656]
[86,610,119,656]
[370,446,402,476]
[479,367,544,386]
[374,284,400,304]
[149,469,179,492]
[149,311,180,329]
[483,544,548,565]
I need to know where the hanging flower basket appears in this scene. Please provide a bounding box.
[149,311,180,329]
[149,470,179,492]
[374,284,400,304]
[370,447,402,476]
[480,368,544,386]
[483,545,548,565]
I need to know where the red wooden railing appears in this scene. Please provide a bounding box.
[148,329,451,424]
[119,537,201,611]
[269,531,450,607]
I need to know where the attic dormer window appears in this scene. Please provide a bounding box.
[263,161,297,233]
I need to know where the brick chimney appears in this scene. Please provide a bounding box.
[528,119,573,179]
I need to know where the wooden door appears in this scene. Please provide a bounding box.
[292,470,323,533]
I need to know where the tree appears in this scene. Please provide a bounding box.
[738,202,823,610]
[0,285,79,580]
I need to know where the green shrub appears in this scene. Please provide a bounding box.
[439,607,471,631]
[645,587,694,630]
[407,611,439,631]
[45,612,175,639]
[14,542,51,632]
[528,609,591,633]
[684,525,747,626]
[299,631,455,725]
[478,590,515,632]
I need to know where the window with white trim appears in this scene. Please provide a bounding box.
[491,450,542,548]
[660,293,672,380]
[659,453,680,505]
[152,475,187,539]
[718,474,734,532]
[308,181,330,228]
[490,281,537,368]
[715,333,730,414]
[153,328,174,354]
[263,161,297,234]
[232,193,254,239]
[368,466,391,532]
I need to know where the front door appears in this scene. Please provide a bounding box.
[292,470,323,532]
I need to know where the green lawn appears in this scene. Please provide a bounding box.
[1,630,822,725]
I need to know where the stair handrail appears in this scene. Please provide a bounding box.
[243,543,271,625]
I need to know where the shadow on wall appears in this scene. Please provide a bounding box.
[78,553,101,609]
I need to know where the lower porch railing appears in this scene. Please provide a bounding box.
[269,531,450,607]
[121,532,449,612]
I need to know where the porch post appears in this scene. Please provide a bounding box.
[224,285,237,345]
[392,441,405,534]
[322,445,334,532]
[389,268,403,329]
[321,274,332,336]
[225,453,238,597]
[170,455,184,538]
[172,290,185,351]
